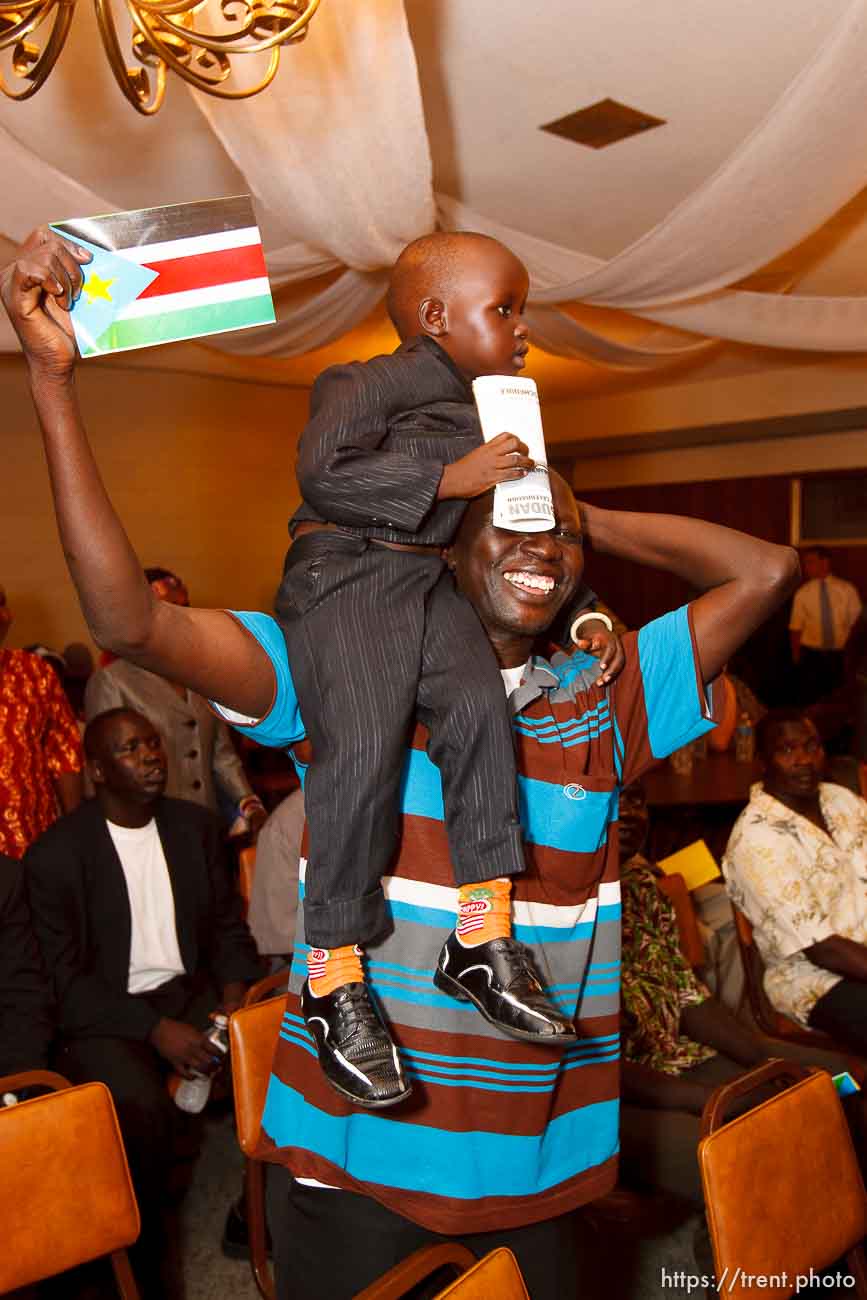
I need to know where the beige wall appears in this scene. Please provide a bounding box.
[2,356,310,651]
[558,426,867,491]
[8,346,867,653]
[543,353,867,450]
[544,352,867,490]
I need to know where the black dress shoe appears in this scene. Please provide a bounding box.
[302,979,413,1108]
[433,931,577,1043]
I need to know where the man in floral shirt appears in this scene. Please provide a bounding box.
[619,781,856,1209]
[723,708,867,1053]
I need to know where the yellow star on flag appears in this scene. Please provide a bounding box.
[82,272,116,304]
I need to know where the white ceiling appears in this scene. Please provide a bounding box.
[2,0,867,405]
[403,0,851,258]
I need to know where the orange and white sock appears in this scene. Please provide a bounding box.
[307,944,365,997]
[455,878,512,947]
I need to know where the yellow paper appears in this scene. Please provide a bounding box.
[657,839,720,892]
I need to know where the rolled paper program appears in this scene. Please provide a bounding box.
[472,375,555,533]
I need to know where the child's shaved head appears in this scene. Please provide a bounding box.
[386,231,515,340]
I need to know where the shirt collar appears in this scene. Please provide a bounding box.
[399,333,474,400]
[749,781,838,842]
[505,655,556,715]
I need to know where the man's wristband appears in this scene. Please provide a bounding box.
[570,611,613,643]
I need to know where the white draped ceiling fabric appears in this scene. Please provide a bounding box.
[4,0,867,366]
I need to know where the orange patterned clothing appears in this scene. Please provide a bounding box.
[0,650,83,860]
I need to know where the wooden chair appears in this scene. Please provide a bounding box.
[699,1059,867,1297]
[229,968,291,1300]
[0,1070,141,1297]
[238,844,257,918]
[656,871,705,969]
[354,1245,529,1299]
[730,901,842,1050]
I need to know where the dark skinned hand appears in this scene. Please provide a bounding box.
[438,433,534,500]
[0,226,91,379]
[149,1018,219,1078]
[219,982,246,1017]
[244,803,268,839]
[574,626,626,687]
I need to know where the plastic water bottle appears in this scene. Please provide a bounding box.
[734,713,755,763]
[171,1013,230,1114]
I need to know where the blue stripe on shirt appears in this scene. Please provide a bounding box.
[638,605,716,759]
[398,748,616,853]
[515,701,609,734]
[263,1076,619,1198]
[276,1029,620,1089]
[294,889,621,944]
[218,611,306,748]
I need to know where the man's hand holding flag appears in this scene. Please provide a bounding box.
[48,195,275,357]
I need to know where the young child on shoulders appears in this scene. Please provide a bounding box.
[276,231,620,1108]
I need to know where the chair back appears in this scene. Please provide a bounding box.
[354,1245,528,1300]
[434,1248,529,1298]
[699,1060,867,1297]
[656,872,704,968]
[231,976,290,1300]
[731,902,773,1025]
[238,844,257,917]
[230,994,285,1154]
[0,1074,140,1294]
[730,901,839,1047]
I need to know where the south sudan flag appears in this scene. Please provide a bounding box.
[51,195,275,358]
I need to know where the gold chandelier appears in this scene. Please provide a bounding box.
[0,0,320,113]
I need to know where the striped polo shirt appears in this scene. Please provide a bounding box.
[220,603,716,1233]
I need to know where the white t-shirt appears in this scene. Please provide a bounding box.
[499,662,527,696]
[106,818,185,994]
[296,660,531,1191]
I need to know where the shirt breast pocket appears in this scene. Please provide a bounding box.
[518,772,618,859]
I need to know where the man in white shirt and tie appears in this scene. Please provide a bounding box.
[789,547,862,706]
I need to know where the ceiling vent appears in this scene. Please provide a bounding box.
[541,98,666,149]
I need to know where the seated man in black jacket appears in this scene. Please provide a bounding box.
[25,708,262,1299]
[0,852,53,1078]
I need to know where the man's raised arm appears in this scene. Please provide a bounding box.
[578,501,799,682]
[1,228,275,719]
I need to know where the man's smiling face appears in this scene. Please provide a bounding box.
[447,472,585,652]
